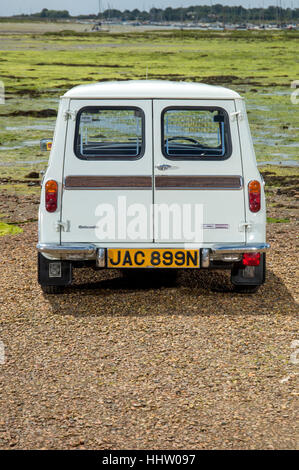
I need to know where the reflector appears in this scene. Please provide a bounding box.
[242,253,260,266]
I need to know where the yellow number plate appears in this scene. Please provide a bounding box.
[107,249,200,268]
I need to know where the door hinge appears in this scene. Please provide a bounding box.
[239,222,252,232]
[230,111,244,122]
[55,220,70,232]
[64,110,77,121]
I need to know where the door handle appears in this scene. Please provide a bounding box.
[155,164,177,171]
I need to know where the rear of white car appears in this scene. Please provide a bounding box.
[37,80,269,293]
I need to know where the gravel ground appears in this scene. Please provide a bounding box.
[0,179,298,450]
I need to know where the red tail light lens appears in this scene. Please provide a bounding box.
[248,180,261,212]
[242,253,260,266]
[45,180,58,213]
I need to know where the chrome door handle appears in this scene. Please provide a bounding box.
[155,164,177,171]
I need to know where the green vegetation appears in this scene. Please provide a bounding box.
[0,183,41,195]
[30,9,70,19]
[0,221,23,236]
[5,5,299,23]
[259,165,299,178]
[0,29,298,178]
[267,217,290,223]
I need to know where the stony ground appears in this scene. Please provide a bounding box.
[0,172,298,450]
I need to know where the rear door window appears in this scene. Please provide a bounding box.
[162,107,231,160]
[74,107,145,160]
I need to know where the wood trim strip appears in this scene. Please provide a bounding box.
[155,176,243,190]
[65,175,152,189]
[65,175,242,190]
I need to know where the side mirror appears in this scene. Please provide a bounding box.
[40,139,52,151]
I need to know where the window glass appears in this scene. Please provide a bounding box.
[75,107,144,159]
[162,108,231,159]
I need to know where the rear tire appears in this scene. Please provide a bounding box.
[234,284,260,294]
[231,253,266,293]
[38,252,72,293]
[41,284,65,295]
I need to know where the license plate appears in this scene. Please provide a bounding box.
[107,249,200,268]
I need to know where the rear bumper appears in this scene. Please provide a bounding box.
[37,243,97,260]
[37,242,270,265]
[210,243,270,254]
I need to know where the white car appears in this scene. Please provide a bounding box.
[37,80,269,294]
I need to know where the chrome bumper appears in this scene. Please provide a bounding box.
[37,242,270,263]
[211,243,270,254]
[37,243,97,260]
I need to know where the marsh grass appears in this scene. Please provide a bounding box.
[267,217,290,223]
[0,221,23,236]
[0,29,298,176]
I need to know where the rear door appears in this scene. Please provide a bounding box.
[61,99,153,243]
[153,99,245,244]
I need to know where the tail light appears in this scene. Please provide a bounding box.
[242,253,260,266]
[248,180,261,212]
[45,180,58,213]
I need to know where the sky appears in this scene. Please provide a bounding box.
[0,0,297,17]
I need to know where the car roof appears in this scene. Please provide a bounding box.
[63,80,241,100]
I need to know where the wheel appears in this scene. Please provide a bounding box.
[41,284,65,295]
[234,284,260,294]
[38,252,72,292]
[231,253,266,292]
